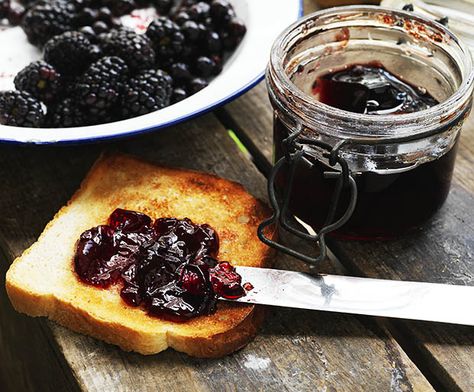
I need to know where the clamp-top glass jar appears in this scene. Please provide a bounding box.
[261,6,474,255]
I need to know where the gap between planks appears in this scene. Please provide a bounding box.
[0,113,432,392]
[0,238,81,392]
[213,91,474,392]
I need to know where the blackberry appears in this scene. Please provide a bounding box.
[174,11,190,26]
[169,62,192,82]
[219,27,242,50]
[146,17,184,65]
[171,87,187,103]
[121,69,172,117]
[101,28,156,71]
[46,98,87,127]
[194,56,215,77]
[134,0,151,7]
[60,74,80,99]
[181,20,200,42]
[92,20,109,34]
[103,0,136,17]
[75,56,129,117]
[187,2,210,22]
[179,43,198,62]
[0,0,10,19]
[205,30,222,54]
[7,3,26,26]
[21,0,77,46]
[14,60,63,103]
[188,77,207,94]
[79,25,96,37]
[210,0,235,26]
[150,0,171,14]
[73,6,98,26]
[181,0,204,8]
[18,0,41,8]
[210,54,223,74]
[96,6,113,23]
[0,90,44,127]
[217,17,246,51]
[44,31,99,75]
[228,17,246,43]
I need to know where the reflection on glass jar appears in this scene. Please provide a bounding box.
[267,6,474,240]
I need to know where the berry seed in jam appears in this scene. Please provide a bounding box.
[74,209,247,320]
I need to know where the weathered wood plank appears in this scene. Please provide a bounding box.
[305,0,319,14]
[0,114,431,391]
[207,2,474,389]
[328,122,474,391]
[223,82,474,391]
[220,83,273,164]
[0,246,80,392]
[0,144,102,392]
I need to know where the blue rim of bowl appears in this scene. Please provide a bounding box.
[0,0,304,146]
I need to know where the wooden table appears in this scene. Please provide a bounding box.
[1,2,473,391]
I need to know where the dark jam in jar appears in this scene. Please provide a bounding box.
[275,63,458,239]
[312,63,439,115]
[74,209,246,321]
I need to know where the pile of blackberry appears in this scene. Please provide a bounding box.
[0,0,246,128]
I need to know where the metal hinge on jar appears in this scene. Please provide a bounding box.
[257,126,357,266]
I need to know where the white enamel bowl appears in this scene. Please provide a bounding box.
[0,0,302,144]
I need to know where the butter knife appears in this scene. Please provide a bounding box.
[227,267,474,326]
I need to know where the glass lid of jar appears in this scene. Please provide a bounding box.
[381,0,474,55]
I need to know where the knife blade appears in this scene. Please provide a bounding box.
[226,267,474,326]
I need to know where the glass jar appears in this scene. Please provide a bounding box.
[381,0,474,56]
[264,6,474,243]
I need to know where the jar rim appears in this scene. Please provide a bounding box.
[381,0,474,54]
[269,5,474,140]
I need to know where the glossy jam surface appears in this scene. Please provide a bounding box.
[311,63,439,114]
[274,63,457,239]
[74,209,246,320]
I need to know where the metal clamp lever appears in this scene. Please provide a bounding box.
[257,131,358,267]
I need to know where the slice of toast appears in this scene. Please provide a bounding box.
[6,154,274,357]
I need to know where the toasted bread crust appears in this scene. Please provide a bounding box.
[6,154,274,357]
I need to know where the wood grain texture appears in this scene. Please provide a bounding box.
[328,118,474,391]
[0,114,431,391]
[0,144,102,392]
[305,0,319,13]
[223,64,474,392]
[0,246,80,392]
[223,7,474,387]
[224,78,474,391]
[223,83,273,163]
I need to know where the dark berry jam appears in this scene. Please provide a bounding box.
[74,209,246,320]
[311,63,439,115]
[274,63,458,239]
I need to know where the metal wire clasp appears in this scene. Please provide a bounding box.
[257,127,358,266]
